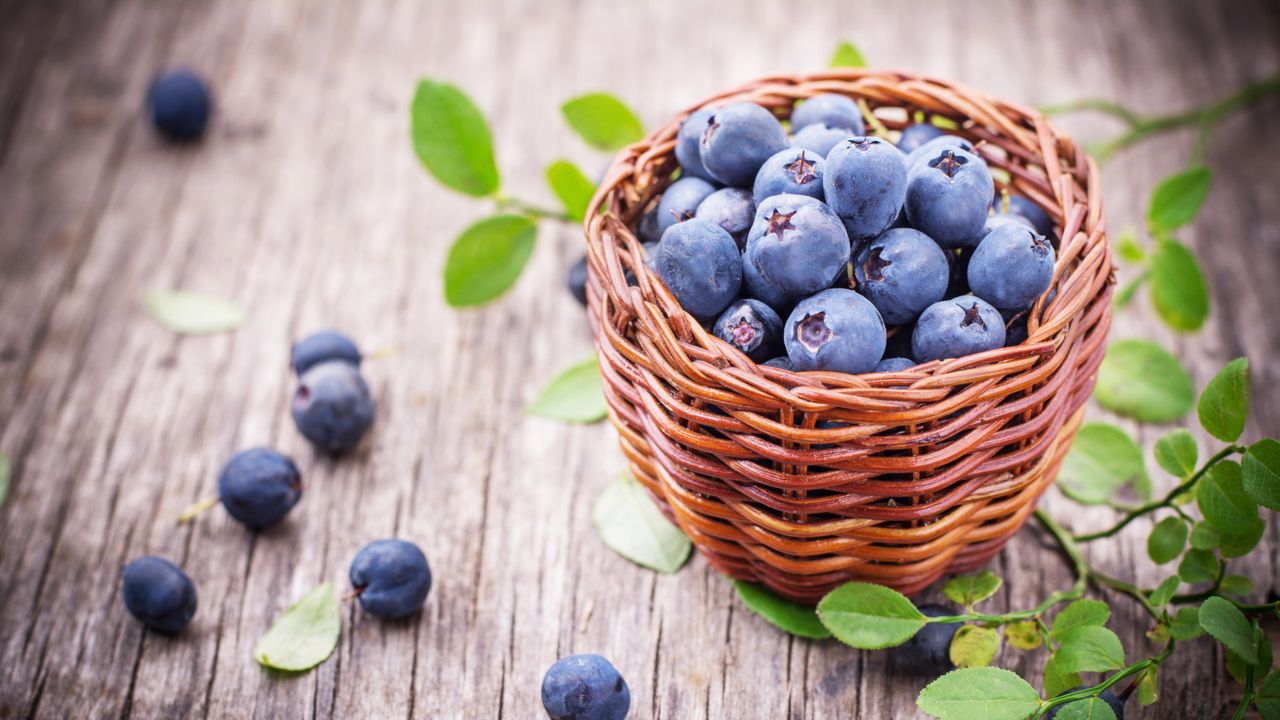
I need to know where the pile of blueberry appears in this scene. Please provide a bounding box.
[573,95,1057,376]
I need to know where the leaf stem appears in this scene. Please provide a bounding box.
[1088,570,1160,619]
[1232,665,1255,720]
[494,194,575,223]
[1034,643,1175,718]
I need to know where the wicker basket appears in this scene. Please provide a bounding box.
[583,70,1113,604]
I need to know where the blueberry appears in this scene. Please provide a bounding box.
[674,108,718,183]
[983,211,1035,235]
[656,177,717,236]
[696,187,756,247]
[349,539,432,620]
[752,148,825,205]
[791,94,864,134]
[292,361,375,454]
[1045,688,1126,719]
[217,448,302,530]
[146,69,212,143]
[291,330,362,376]
[121,556,197,634]
[744,194,851,297]
[652,218,742,320]
[968,223,1055,310]
[823,136,908,241]
[784,289,886,373]
[912,297,1006,362]
[636,209,662,244]
[713,299,783,362]
[897,123,946,154]
[853,228,949,325]
[1003,309,1030,347]
[541,654,631,720]
[904,148,994,249]
[874,356,916,372]
[889,603,960,675]
[763,356,794,371]
[905,134,975,169]
[790,123,849,158]
[998,194,1056,238]
[567,254,589,306]
[741,251,799,316]
[698,103,788,186]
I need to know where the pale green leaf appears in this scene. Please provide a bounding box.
[949,625,1000,668]
[916,667,1041,720]
[561,93,644,151]
[1094,340,1194,422]
[146,291,246,335]
[593,474,691,573]
[1043,654,1082,698]
[734,581,831,639]
[1154,429,1198,478]
[817,582,926,649]
[1198,357,1249,442]
[1148,165,1212,235]
[1221,574,1255,597]
[830,41,866,68]
[0,452,8,507]
[1149,238,1209,332]
[942,571,1003,607]
[443,215,536,307]
[410,79,500,196]
[1138,666,1159,705]
[1050,599,1110,639]
[1005,621,1042,651]
[1053,626,1125,673]
[545,160,596,221]
[1058,423,1146,505]
[254,583,340,672]
[528,357,606,423]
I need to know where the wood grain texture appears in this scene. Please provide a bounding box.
[0,0,1277,717]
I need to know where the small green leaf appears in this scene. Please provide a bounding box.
[1043,654,1082,698]
[1255,669,1280,719]
[1153,429,1198,478]
[1138,666,1159,705]
[1169,606,1204,640]
[1058,423,1147,505]
[1149,238,1209,332]
[253,583,340,672]
[1114,229,1145,263]
[1178,548,1219,584]
[528,357,606,423]
[1200,596,1258,664]
[1113,272,1147,310]
[1198,358,1250,442]
[942,571,1003,607]
[561,93,644,152]
[1148,165,1213,235]
[1149,575,1181,607]
[829,41,866,68]
[1220,517,1266,558]
[1147,517,1187,565]
[734,581,831,639]
[1053,699,1118,720]
[545,160,596,221]
[1050,599,1110,639]
[949,625,1000,668]
[1005,621,1042,651]
[817,582,926,649]
[1198,460,1259,533]
[443,215,537,307]
[592,474,691,573]
[0,452,9,507]
[916,667,1042,720]
[1094,340,1195,422]
[1053,626,1125,673]
[1190,521,1221,550]
[410,79,500,197]
[1243,439,1280,511]
[145,291,246,335]
[1221,574,1255,597]
[1227,626,1272,683]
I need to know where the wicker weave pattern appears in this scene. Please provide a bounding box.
[583,70,1113,603]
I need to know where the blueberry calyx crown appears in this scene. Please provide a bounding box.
[930,149,968,178]
[1029,230,1051,253]
[668,208,693,223]
[959,302,986,329]
[731,318,757,347]
[784,152,817,184]
[701,114,721,146]
[848,136,877,151]
[797,312,832,351]
[766,209,797,240]
[863,246,892,282]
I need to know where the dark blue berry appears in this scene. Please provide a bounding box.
[568,254,589,306]
[217,448,302,531]
[784,289,886,373]
[763,356,794,371]
[889,604,960,675]
[792,94,864,134]
[997,194,1056,238]
[699,103,788,186]
[912,297,1006,362]
[983,211,1035,236]
[541,654,631,720]
[713,299,783,362]
[741,250,799,316]
[674,108,718,183]
[744,194,851,297]
[349,539,432,620]
[656,177,716,236]
[121,556,197,634]
[853,228,949,325]
[146,69,211,143]
[790,123,849,158]
[696,187,756,247]
[905,134,975,169]
[752,148,825,205]
[968,223,1055,310]
[636,209,662,244]
[904,148,994,249]
[874,356,916,372]
[823,136,908,241]
[291,330,361,376]
[652,218,742,320]
[897,123,946,154]
[291,361,375,454]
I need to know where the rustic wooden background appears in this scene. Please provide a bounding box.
[1,0,1278,717]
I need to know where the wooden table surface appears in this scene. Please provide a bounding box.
[2,0,1279,717]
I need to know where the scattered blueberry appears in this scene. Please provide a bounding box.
[784,289,886,374]
[656,176,717,236]
[292,361,375,454]
[904,148,994,249]
[217,448,302,531]
[823,136,908,241]
[349,539,432,620]
[713,299,783,362]
[791,94,864,134]
[698,102,788,186]
[652,217,742,320]
[567,254,589,306]
[541,654,631,720]
[790,123,850,158]
[121,556,197,634]
[889,603,960,675]
[146,69,212,143]
[291,330,361,376]
[904,134,975,168]
[968,223,1055,311]
[744,194,851,297]
[853,228,949,325]
[696,187,756,247]
[752,148,825,205]
[674,108,719,183]
[912,297,1006,362]
[1044,688,1126,719]
[997,193,1056,238]
[897,123,946,154]
[874,357,916,372]
[762,356,794,371]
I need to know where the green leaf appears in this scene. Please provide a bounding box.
[0,452,8,507]
[1154,429,1198,478]
[1221,574,1255,597]
[545,160,596,221]
[1199,596,1258,664]
[1244,439,1280,511]
[949,625,1000,668]
[410,79,500,197]
[1050,599,1110,639]
[443,215,537,307]
[1005,621,1042,651]
[1190,521,1221,550]
[592,474,691,573]
[1057,423,1147,505]
[943,571,1003,607]
[1138,666,1159,705]
[528,357,606,423]
[145,291,246,335]
[1228,626,1272,683]
[817,582,926,649]
[561,93,644,152]
[1198,358,1250,442]
[253,583,340,672]
[1169,606,1204,640]
[1053,699,1117,720]
[734,581,831,639]
[1094,340,1194,422]
[1198,460,1259,533]
[916,667,1042,720]
[1220,516,1266,558]
[1149,575,1181,607]
[1178,548,1219,584]
[1114,229,1145,263]
[1148,165,1213,235]
[1113,272,1147,310]
[829,41,866,68]
[1149,238,1209,332]
[1053,626,1125,673]
[1147,517,1187,565]
[1255,669,1280,720]
[1043,654,1081,697]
